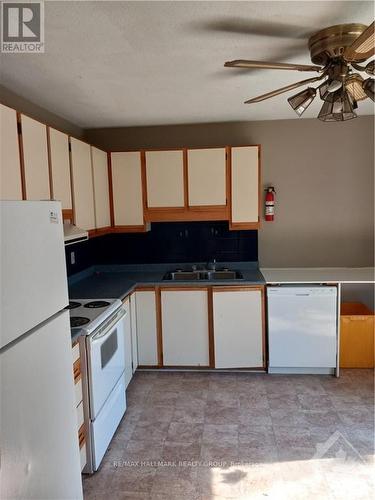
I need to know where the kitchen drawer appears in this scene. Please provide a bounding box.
[76,401,84,430]
[72,341,80,364]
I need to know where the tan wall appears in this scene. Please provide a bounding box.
[0,85,84,138]
[85,116,375,268]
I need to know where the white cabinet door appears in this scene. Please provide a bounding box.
[129,293,138,373]
[91,146,110,229]
[187,148,226,206]
[122,298,133,388]
[135,290,158,366]
[0,104,22,200]
[70,137,95,230]
[231,146,259,224]
[48,127,72,209]
[21,114,50,200]
[145,150,184,208]
[213,287,264,368]
[111,152,144,226]
[161,289,209,366]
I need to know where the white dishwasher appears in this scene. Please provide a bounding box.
[267,286,337,375]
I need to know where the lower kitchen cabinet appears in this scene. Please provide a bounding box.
[129,292,138,373]
[161,288,210,366]
[135,290,158,366]
[213,287,264,368]
[122,297,133,388]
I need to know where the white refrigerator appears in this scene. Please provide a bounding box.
[0,201,83,500]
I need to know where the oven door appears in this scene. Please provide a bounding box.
[87,307,126,419]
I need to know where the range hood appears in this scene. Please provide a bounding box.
[63,221,88,246]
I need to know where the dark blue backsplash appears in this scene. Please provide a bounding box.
[65,221,258,276]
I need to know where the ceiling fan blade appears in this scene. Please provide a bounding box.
[244,74,326,103]
[225,60,322,72]
[344,22,375,62]
[199,18,312,39]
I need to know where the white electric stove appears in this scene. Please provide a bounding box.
[67,298,127,473]
[67,298,122,334]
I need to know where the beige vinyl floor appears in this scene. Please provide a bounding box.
[83,369,374,500]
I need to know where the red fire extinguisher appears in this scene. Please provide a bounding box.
[265,187,276,221]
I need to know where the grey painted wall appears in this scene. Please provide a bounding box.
[85,116,375,268]
[0,85,84,138]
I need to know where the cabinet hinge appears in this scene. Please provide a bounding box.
[68,142,72,152]
[17,122,22,134]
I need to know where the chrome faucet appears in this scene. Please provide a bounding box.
[207,259,216,271]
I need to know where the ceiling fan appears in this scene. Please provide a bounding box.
[224,23,375,121]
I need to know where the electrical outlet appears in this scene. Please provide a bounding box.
[70,251,75,265]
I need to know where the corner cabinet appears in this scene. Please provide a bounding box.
[0,104,22,200]
[212,286,265,369]
[161,288,210,367]
[20,114,50,200]
[48,127,72,210]
[111,152,145,230]
[91,146,111,230]
[70,138,96,231]
[230,146,260,229]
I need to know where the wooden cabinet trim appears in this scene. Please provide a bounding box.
[73,358,81,383]
[16,112,26,199]
[155,287,163,367]
[78,423,85,449]
[208,287,215,368]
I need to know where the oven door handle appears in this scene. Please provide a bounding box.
[91,309,127,342]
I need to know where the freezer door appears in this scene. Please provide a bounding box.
[0,201,69,348]
[0,310,83,500]
[267,287,337,368]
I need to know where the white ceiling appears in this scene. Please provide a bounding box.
[1,1,374,128]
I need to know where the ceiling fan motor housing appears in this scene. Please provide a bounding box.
[308,23,369,65]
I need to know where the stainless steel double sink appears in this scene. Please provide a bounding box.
[163,269,244,281]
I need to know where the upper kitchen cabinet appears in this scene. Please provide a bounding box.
[0,104,22,200]
[70,138,95,231]
[20,114,50,200]
[48,127,72,210]
[187,148,227,207]
[230,146,260,229]
[111,152,144,229]
[145,150,184,208]
[91,146,111,230]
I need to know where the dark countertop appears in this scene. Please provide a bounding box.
[68,262,265,302]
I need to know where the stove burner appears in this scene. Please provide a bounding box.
[84,300,111,309]
[70,317,90,328]
[65,301,82,310]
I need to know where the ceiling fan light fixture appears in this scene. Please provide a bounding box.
[318,90,357,122]
[287,87,316,116]
[319,80,341,102]
[327,80,343,92]
[365,60,375,76]
[362,77,375,101]
[345,74,367,101]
